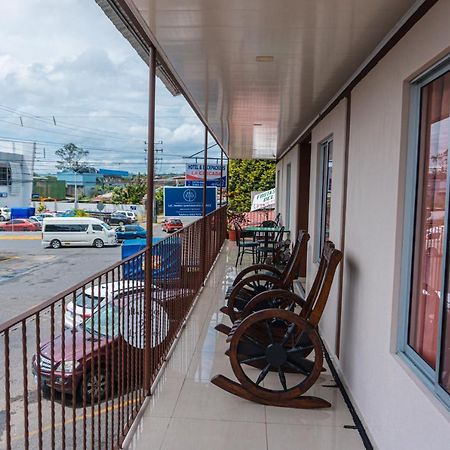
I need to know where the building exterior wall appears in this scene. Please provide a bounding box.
[280,1,450,448]
[0,143,34,208]
[308,98,347,354]
[276,146,299,237]
[56,172,100,196]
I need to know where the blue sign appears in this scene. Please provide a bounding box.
[185,176,226,188]
[0,192,8,198]
[164,187,217,217]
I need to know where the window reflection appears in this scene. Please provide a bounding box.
[409,72,450,384]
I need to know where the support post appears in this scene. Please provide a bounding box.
[201,127,208,280]
[202,127,208,217]
[144,45,156,395]
[219,149,224,207]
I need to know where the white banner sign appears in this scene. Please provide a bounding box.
[251,188,276,211]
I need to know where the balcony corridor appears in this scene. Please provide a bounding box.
[126,243,366,450]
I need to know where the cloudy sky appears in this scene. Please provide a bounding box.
[0,0,218,174]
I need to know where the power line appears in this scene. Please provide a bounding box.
[0,105,146,143]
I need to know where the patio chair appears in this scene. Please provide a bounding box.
[274,212,281,226]
[234,224,259,267]
[256,226,285,263]
[224,234,301,302]
[211,241,342,409]
[217,231,309,328]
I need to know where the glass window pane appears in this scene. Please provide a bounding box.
[409,71,450,369]
[319,140,333,255]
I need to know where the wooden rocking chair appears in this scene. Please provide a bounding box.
[218,231,309,329]
[211,241,342,409]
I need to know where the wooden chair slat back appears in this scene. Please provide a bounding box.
[280,231,309,286]
[300,241,342,327]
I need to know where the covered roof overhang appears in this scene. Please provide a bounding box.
[96,0,429,160]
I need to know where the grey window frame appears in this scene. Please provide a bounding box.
[315,137,333,262]
[398,56,450,409]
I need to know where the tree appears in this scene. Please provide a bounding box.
[55,143,90,173]
[228,159,276,212]
[155,187,164,214]
[112,175,147,204]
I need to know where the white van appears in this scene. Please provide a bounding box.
[42,217,117,249]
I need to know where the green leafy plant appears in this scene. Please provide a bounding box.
[226,210,248,231]
[74,209,89,217]
[112,175,147,204]
[228,159,276,212]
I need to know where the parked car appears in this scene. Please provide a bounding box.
[28,216,43,229]
[42,217,117,248]
[0,219,40,232]
[116,225,146,241]
[32,289,170,401]
[109,212,134,226]
[115,210,137,222]
[64,280,144,329]
[161,218,183,233]
[0,207,11,221]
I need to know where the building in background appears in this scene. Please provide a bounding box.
[32,176,66,200]
[0,141,35,208]
[97,168,129,187]
[56,171,99,197]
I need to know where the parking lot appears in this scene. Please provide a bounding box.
[0,221,188,449]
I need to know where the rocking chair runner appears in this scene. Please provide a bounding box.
[219,231,309,325]
[211,241,342,409]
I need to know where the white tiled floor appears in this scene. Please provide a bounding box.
[126,243,365,450]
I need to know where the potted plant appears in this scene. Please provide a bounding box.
[227,211,248,241]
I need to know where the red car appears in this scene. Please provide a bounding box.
[0,219,40,231]
[32,290,171,401]
[161,218,183,233]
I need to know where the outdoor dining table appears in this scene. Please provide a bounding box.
[243,226,289,248]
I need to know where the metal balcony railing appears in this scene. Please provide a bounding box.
[0,205,227,449]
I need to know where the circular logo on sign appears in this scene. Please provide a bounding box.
[183,189,196,202]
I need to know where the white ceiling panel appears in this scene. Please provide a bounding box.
[124,0,416,159]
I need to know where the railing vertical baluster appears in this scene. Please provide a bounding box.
[90,280,95,450]
[22,320,30,450]
[104,270,109,450]
[4,329,11,450]
[71,291,77,450]
[126,262,131,428]
[120,265,125,441]
[82,286,87,450]
[97,276,102,447]
[111,267,116,449]
[60,298,66,450]
[35,314,43,450]
[116,264,122,447]
[50,304,55,450]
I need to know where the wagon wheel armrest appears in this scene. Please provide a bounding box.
[241,289,306,319]
[227,274,285,321]
[232,264,282,286]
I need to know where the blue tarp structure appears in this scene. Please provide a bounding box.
[11,207,35,219]
[121,238,181,280]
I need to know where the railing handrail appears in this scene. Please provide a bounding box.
[0,205,228,334]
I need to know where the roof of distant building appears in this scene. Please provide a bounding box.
[98,168,129,177]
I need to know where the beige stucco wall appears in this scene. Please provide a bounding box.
[276,146,299,237]
[304,2,450,449]
[308,98,347,354]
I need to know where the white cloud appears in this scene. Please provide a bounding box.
[0,0,207,174]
